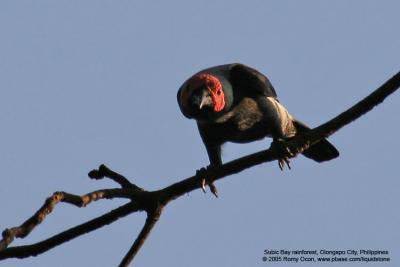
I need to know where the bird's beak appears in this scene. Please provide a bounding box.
[199,89,213,109]
[192,88,213,110]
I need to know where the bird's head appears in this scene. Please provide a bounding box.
[177,73,226,119]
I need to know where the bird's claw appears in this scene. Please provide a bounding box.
[278,157,291,170]
[196,167,219,198]
[200,178,207,193]
[272,139,294,171]
[209,183,218,197]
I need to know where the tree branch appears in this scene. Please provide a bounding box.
[0,72,398,265]
[88,164,143,191]
[119,206,163,267]
[0,202,141,260]
[0,188,135,251]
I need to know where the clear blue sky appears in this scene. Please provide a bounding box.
[1,1,399,266]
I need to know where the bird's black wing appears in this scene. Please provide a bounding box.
[229,63,277,98]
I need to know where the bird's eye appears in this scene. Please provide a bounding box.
[217,90,222,96]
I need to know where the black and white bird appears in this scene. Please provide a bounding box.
[177,63,339,195]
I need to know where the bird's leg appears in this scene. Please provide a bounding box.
[196,165,219,198]
[271,138,294,170]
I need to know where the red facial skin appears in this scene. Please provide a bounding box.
[182,74,225,112]
[199,74,225,112]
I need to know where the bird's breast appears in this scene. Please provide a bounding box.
[212,98,273,143]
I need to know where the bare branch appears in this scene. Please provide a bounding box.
[290,71,400,153]
[0,163,163,260]
[0,188,136,251]
[88,164,143,190]
[0,202,141,260]
[119,206,164,267]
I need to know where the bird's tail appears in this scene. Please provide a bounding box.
[293,120,339,162]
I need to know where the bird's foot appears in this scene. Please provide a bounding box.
[278,157,291,171]
[271,139,294,171]
[196,166,219,198]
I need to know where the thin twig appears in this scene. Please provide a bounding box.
[119,206,164,267]
[88,164,143,190]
